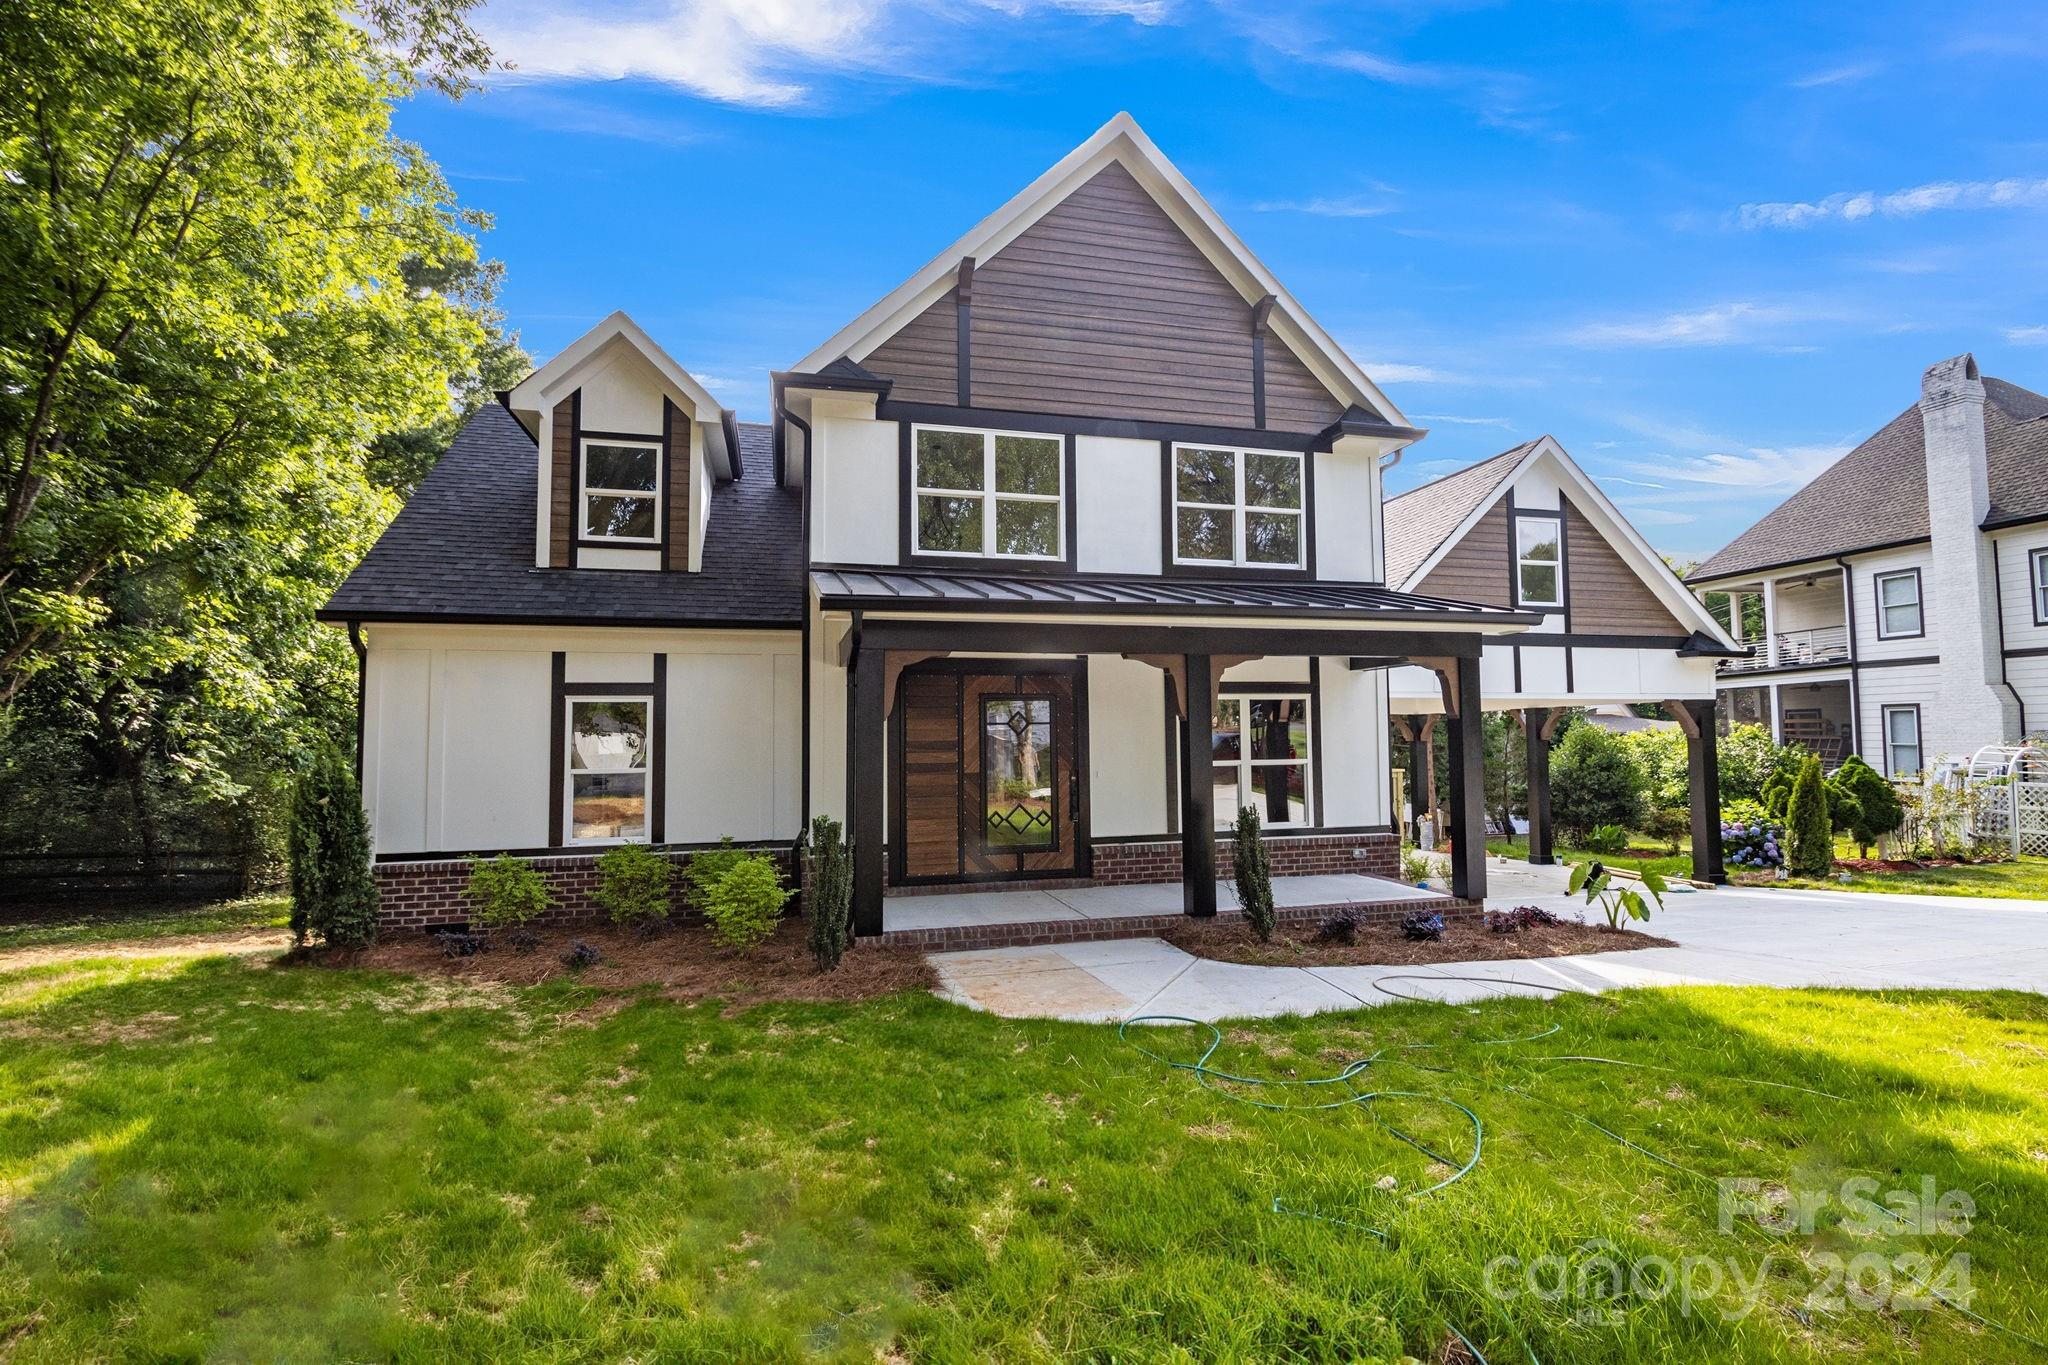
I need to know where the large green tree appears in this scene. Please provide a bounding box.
[0,0,511,869]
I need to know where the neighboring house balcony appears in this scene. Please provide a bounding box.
[1699,566,1853,677]
[1718,624,1851,674]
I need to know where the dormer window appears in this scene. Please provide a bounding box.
[582,438,661,543]
[1515,515,1563,607]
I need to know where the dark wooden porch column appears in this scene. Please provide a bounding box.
[849,640,887,936]
[1665,697,1727,884]
[1445,658,1488,901]
[1523,706,1555,866]
[1179,652,1218,917]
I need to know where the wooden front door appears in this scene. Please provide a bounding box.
[895,662,1087,884]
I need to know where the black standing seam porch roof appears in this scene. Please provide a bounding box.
[811,566,1540,627]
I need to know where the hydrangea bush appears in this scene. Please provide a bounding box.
[1720,798,1785,870]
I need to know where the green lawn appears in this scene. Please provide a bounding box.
[0,894,289,952]
[1763,857,2048,901]
[1486,836,1697,879]
[4,944,2048,1360]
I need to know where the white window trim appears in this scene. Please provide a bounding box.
[1514,513,1564,608]
[911,424,1065,562]
[580,437,663,546]
[2030,547,2048,624]
[1874,569,1923,639]
[1212,692,1314,830]
[564,694,654,846]
[1171,443,1306,571]
[1881,704,1922,778]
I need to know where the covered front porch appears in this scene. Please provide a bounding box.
[814,568,1539,938]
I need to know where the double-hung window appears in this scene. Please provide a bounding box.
[565,697,651,843]
[1875,569,1923,639]
[1515,515,1563,607]
[582,439,661,544]
[1882,705,1922,778]
[1211,693,1312,828]
[912,426,1064,560]
[1173,445,1305,570]
[2031,548,2048,625]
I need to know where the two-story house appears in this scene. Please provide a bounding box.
[1687,355,2048,776]
[323,114,1735,939]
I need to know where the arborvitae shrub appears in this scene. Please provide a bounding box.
[1785,754,1834,878]
[1233,804,1276,942]
[286,747,378,948]
[803,815,854,971]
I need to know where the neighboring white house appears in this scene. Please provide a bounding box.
[1687,356,2048,778]
[322,114,1732,936]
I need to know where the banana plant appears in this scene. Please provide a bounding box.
[1567,860,1668,931]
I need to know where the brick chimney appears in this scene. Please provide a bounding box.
[1918,353,2019,745]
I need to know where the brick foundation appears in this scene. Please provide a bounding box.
[1091,830,1398,885]
[372,847,793,933]
[880,893,1479,952]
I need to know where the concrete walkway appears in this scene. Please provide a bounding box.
[928,861,2048,1021]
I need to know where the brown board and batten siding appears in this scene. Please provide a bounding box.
[549,394,576,568]
[1413,501,1512,607]
[1562,501,1687,634]
[664,399,691,571]
[862,161,1345,433]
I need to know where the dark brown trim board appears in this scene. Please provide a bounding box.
[1872,567,1926,641]
[2030,546,2048,629]
[569,390,583,568]
[652,653,668,843]
[547,651,566,846]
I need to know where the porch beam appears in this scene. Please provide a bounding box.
[1444,658,1488,901]
[1665,697,1727,884]
[1524,706,1555,866]
[849,640,887,936]
[857,619,1484,661]
[1179,652,1218,917]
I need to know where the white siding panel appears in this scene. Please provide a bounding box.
[368,649,432,855]
[1516,646,1568,698]
[1087,656,1168,837]
[1313,450,1377,581]
[565,652,656,684]
[1855,665,1941,768]
[666,652,792,844]
[437,650,551,852]
[578,346,668,433]
[1317,658,1390,827]
[1847,546,1935,662]
[817,416,899,565]
[773,652,804,836]
[1076,435,1161,575]
[1992,529,2048,650]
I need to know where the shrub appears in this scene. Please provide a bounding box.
[1829,754,1905,856]
[1719,724,1799,804]
[1316,913,1358,944]
[1619,727,1689,810]
[1580,823,1630,855]
[1784,754,1834,878]
[803,815,854,971]
[467,854,554,929]
[286,746,378,949]
[1568,860,1666,931]
[1487,904,1561,935]
[1399,844,1431,885]
[1722,808,1785,871]
[1400,911,1445,941]
[1232,804,1276,942]
[1645,805,1690,854]
[562,941,603,970]
[1549,725,1647,841]
[702,854,795,951]
[595,843,674,928]
[684,838,749,911]
[434,930,491,959]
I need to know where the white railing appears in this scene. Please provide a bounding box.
[1718,624,1850,673]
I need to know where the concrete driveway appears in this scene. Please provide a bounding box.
[928,863,2048,1022]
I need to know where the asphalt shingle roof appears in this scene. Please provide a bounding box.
[1381,440,1537,587]
[320,405,804,627]
[1690,374,2048,583]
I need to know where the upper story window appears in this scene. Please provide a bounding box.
[2030,548,2048,625]
[582,439,661,543]
[913,426,1064,560]
[1515,515,1563,607]
[1875,568,1923,639]
[1173,444,1304,570]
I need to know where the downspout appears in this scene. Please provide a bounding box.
[1834,558,1861,757]
[780,396,817,829]
[347,621,368,788]
[1990,539,2028,736]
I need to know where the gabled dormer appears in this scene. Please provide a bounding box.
[504,311,740,572]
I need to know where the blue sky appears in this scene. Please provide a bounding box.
[399,0,2048,561]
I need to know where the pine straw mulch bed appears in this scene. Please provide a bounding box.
[1160,914,1676,969]
[314,918,937,1008]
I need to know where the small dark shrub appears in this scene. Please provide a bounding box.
[1400,911,1445,942]
[1233,805,1276,942]
[1486,904,1561,935]
[502,928,542,953]
[433,930,492,958]
[802,815,854,971]
[561,941,604,970]
[1315,913,1358,944]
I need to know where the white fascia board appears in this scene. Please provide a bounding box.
[507,311,733,478]
[788,112,1409,429]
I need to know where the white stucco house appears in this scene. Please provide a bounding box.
[320,114,1738,941]
[1687,355,2048,778]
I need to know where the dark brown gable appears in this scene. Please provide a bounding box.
[862,161,1345,432]
[664,399,691,571]
[1563,501,1687,633]
[549,393,575,568]
[1414,500,1511,606]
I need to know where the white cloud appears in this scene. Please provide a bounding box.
[1560,301,1816,348]
[1789,60,1883,89]
[2005,326,2048,345]
[1603,474,1666,490]
[1738,176,2048,230]
[1612,504,1696,527]
[1364,362,1470,384]
[1252,194,1398,218]
[1623,444,1849,494]
[1412,413,1514,428]
[485,0,1170,107]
